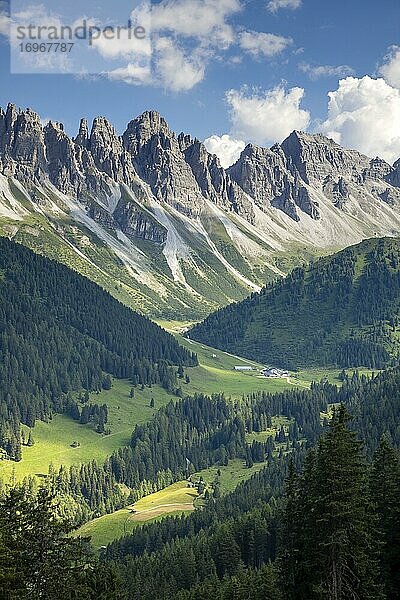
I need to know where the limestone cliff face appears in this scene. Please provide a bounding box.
[88,197,167,244]
[44,121,84,196]
[123,111,205,218]
[280,131,371,184]
[0,104,47,185]
[113,199,168,244]
[228,130,400,221]
[322,176,349,209]
[388,158,400,188]
[228,143,319,221]
[181,136,255,223]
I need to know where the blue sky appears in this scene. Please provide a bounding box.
[1,0,400,166]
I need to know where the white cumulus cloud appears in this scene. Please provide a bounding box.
[379,46,400,88]
[155,37,206,92]
[267,0,302,13]
[106,62,152,85]
[320,76,400,163]
[226,85,310,146]
[299,63,354,80]
[151,0,241,47]
[91,4,151,61]
[0,0,10,39]
[239,31,292,58]
[204,134,245,168]
[107,0,241,91]
[0,15,9,38]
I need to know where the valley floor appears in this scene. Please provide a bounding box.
[0,336,303,482]
[0,325,370,483]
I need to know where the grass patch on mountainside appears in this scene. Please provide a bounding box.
[294,367,376,385]
[0,379,175,482]
[76,461,270,549]
[75,481,197,549]
[245,416,292,444]
[194,459,268,495]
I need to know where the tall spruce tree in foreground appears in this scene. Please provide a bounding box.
[370,435,400,599]
[279,405,383,599]
[0,486,120,600]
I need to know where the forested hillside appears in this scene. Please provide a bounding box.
[0,238,197,461]
[189,237,400,370]
[3,363,400,598]
[100,367,400,600]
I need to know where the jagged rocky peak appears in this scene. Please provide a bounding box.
[363,157,393,181]
[228,142,286,204]
[3,103,400,231]
[227,141,320,222]
[8,105,44,158]
[0,107,7,154]
[0,104,29,153]
[90,116,118,144]
[177,132,195,152]
[123,110,173,154]
[181,136,255,222]
[4,103,19,130]
[280,131,400,198]
[388,158,400,188]
[44,121,83,195]
[74,118,89,148]
[0,104,47,185]
[281,130,373,184]
[87,116,133,182]
[72,115,137,187]
[122,110,206,218]
[44,120,71,145]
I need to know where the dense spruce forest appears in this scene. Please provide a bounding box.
[189,237,400,370]
[3,375,400,599]
[0,238,197,460]
[95,368,400,600]
[2,366,399,599]
[4,362,400,531]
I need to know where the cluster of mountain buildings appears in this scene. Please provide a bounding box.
[233,365,289,378]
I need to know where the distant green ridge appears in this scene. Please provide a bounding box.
[189,237,400,370]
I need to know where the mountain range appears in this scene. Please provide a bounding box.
[2,103,400,319]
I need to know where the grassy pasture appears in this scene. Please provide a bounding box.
[0,378,175,481]
[75,481,197,549]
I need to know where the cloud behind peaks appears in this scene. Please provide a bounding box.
[226,85,310,146]
[320,76,400,163]
[204,134,245,168]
